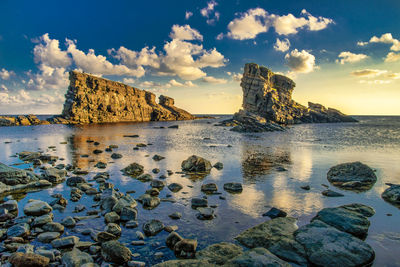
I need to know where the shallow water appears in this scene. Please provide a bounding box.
[0,115,400,266]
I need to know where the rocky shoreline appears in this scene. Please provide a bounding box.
[0,137,398,267]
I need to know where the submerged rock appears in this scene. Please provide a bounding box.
[143,219,164,236]
[201,183,218,194]
[168,183,183,192]
[263,207,287,219]
[121,163,144,177]
[322,189,344,197]
[223,182,243,193]
[327,162,377,191]
[62,248,93,267]
[101,240,132,264]
[382,183,400,208]
[174,238,197,259]
[228,247,291,267]
[196,242,243,265]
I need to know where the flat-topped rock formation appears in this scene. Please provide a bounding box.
[61,71,194,124]
[0,71,194,126]
[240,63,357,124]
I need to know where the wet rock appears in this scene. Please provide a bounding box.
[97,231,117,242]
[43,168,67,183]
[174,239,197,259]
[61,216,76,228]
[139,194,160,209]
[235,217,307,265]
[111,153,123,159]
[213,162,223,170]
[169,212,182,220]
[35,249,55,261]
[382,183,400,208]
[294,220,375,267]
[112,194,137,213]
[136,231,145,240]
[0,199,18,213]
[143,219,164,236]
[37,232,60,243]
[95,161,107,169]
[101,240,132,264]
[105,223,122,236]
[263,207,287,219]
[9,252,50,267]
[23,200,52,216]
[137,174,153,182]
[196,207,214,220]
[197,242,243,265]
[62,248,93,267]
[51,236,79,249]
[152,259,212,267]
[121,163,144,177]
[126,220,139,228]
[181,155,212,173]
[32,214,53,226]
[152,168,160,174]
[300,185,310,190]
[168,183,183,192]
[312,204,374,239]
[66,176,86,187]
[165,225,179,233]
[327,162,377,191]
[7,223,30,238]
[228,247,291,267]
[105,212,120,223]
[153,155,165,161]
[150,179,166,190]
[120,207,138,221]
[322,189,344,197]
[223,183,243,193]
[201,183,218,194]
[191,198,208,208]
[166,231,184,249]
[42,222,64,232]
[100,195,118,213]
[0,162,39,185]
[74,204,86,213]
[146,188,160,196]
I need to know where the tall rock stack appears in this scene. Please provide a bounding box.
[61,71,195,124]
[240,63,357,124]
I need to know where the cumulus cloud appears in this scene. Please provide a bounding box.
[227,8,333,40]
[384,52,400,63]
[285,49,316,73]
[216,33,224,40]
[27,64,69,91]
[0,84,8,92]
[33,33,71,68]
[0,68,15,80]
[66,39,145,77]
[139,79,196,92]
[351,69,399,84]
[109,46,160,68]
[0,89,64,108]
[227,72,243,82]
[122,78,135,85]
[200,0,220,25]
[357,33,400,51]
[274,38,290,52]
[185,11,193,20]
[202,76,228,84]
[337,51,368,64]
[169,24,203,41]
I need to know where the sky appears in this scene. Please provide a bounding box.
[0,0,399,115]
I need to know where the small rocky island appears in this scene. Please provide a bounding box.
[220,63,357,132]
[0,71,194,126]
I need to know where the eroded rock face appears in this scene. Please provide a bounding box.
[61,71,194,124]
[240,63,357,124]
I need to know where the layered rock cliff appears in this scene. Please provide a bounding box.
[61,71,194,124]
[240,63,357,124]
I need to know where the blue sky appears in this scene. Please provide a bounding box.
[0,0,399,114]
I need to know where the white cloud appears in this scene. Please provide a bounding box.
[359,79,392,84]
[227,8,269,40]
[109,46,160,68]
[337,51,368,64]
[0,68,15,80]
[33,33,71,68]
[200,0,220,25]
[350,69,388,78]
[274,38,290,52]
[227,72,243,82]
[0,89,64,108]
[358,33,400,51]
[384,52,400,62]
[185,11,193,20]
[122,78,135,85]
[285,49,316,73]
[139,79,196,90]
[27,64,69,91]
[216,33,224,40]
[0,84,8,92]
[227,8,333,40]
[202,76,228,84]
[66,39,145,77]
[169,24,203,41]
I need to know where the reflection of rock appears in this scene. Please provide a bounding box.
[241,149,291,180]
[327,162,377,191]
[382,183,400,208]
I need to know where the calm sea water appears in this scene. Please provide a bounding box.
[0,115,399,266]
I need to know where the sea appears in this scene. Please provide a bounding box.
[0,115,399,266]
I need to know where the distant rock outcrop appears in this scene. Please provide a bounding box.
[240,63,357,124]
[60,71,194,124]
[1,71,194,126]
